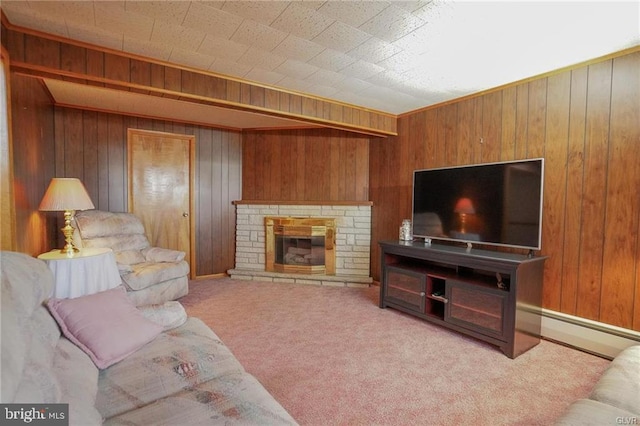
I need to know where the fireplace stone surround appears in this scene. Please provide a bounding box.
[228,201,373,287]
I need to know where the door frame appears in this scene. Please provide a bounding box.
[127,128,196,279]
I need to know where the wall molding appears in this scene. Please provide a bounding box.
[540,308,640,359]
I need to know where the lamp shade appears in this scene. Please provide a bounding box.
[39,178,95,211]
[454,197,475,215]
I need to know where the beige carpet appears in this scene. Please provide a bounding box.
[180,278,609,426]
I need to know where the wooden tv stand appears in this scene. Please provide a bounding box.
[379,241,547,358]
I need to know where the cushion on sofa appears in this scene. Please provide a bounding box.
[75,210,147,240]
[142,247,186,263]
[122,261,190,291]
[589,345,640,414]
[47,286,163,369]
[96,317,246,419]
[103,372,297,426]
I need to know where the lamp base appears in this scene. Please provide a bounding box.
[60,210,80,256]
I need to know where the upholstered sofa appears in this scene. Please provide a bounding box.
[1,251,297,425]
[555,344,639,425]
[73,210,189,307]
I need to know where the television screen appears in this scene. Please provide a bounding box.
[412,158,544,250]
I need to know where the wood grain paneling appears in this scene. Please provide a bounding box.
[3,26,396,136]
[370,50,640,331]
[10,77,241,275]
[601,53,640,329]
[10,74,56,256]
[241,129,372,203]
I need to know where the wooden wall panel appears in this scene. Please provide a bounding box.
[601,53,640,329]
[576,60,611,322]
[10,84,241,276]
[371,50,640,331]
[560,67,588,315]
[541,72,570,311]
[241,129,372,203]
[10,74,56,256]
[3,27,396,136]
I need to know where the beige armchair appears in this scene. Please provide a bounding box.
[73,210,189,306]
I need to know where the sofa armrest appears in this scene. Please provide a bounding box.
[142,247,185,263]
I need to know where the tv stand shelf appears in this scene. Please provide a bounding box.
[379,241,547,358]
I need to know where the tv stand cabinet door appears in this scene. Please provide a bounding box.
[445,280,507,341]
[384,266,427,313]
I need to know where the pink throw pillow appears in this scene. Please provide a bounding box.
[47,286,163,369]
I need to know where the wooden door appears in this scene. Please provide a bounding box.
[127,129,195,277]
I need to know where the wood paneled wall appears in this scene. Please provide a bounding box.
[242,129,372,202]
[370,50,640,331]
[2,25,396,136]
[10,74,57,256]
[10,74,241,276]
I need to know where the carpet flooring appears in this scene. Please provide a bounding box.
[180,278,609,426]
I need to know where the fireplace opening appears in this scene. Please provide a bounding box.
[265,217,336,275]
[276,236,326,266]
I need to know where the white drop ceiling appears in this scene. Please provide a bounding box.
[3,1,639,117]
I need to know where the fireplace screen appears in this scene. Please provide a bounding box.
[275,236,326,266]
[265,217,336,275]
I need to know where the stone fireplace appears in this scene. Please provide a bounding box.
[228,201,373,287]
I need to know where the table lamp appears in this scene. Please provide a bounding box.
[39,178,95,255]
[454,197,475,234]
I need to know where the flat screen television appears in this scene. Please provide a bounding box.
[412,158,544,251]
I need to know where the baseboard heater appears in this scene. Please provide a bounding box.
[540,309,640,359]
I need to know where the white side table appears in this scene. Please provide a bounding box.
[37,247,122,299]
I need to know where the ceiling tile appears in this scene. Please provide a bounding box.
[230,20,288,52]
[168,48,214,71]
[393,24,436,55]
[270,3,335,40]
[272,34,325,62]
[95,2,153,41]
[274,59,319,80]
[198,35,249,62]
[305,69,346,87]
[348,38,402,64]
[28,1,95,24]
[221,1,290,26]
[68,23,123,51]
[236,47,287,72]
[182,2,244,39]
[151,21,207,52]
[123,36,171,61]
[331,77,374,94]
[244,68,286,86]
[124,1,190,25]
[307,49,357,72]
[305,83,340,99]
[358,4,426,43]
[312,21,371,53]
[378,51,425,74]
[339,60,385,80]
[317,1,390,28]
[393,1,432,14]
[208,58,252,78]
[294,1,326,12]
